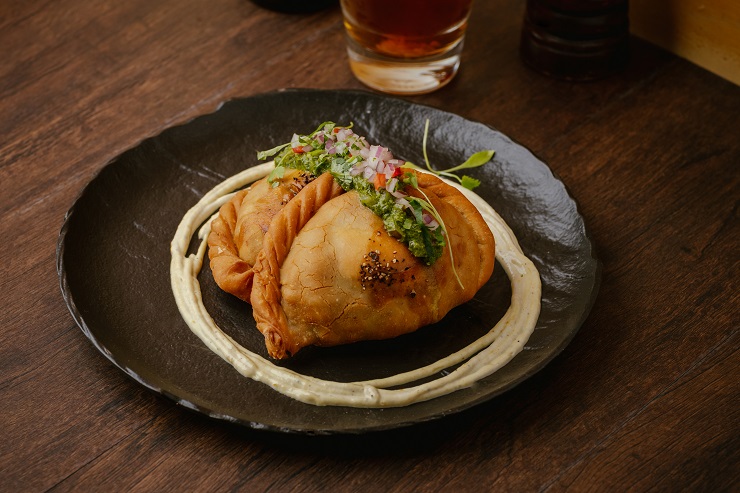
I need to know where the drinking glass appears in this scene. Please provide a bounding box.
[340,0,475,95]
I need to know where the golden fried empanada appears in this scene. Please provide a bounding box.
[250,171,494,359]
[207,169,312,302]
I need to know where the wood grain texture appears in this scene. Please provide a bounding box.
[1,0,738,491]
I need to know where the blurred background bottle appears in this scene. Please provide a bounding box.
[250,0,338,14]
[520,0,629,81]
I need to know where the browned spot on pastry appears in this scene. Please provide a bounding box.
[359,250,404,290]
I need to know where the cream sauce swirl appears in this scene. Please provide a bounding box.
[170,162,541,408]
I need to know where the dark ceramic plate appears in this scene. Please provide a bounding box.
[58,89,600,434]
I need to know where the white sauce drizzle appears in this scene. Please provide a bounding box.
[170,162,541,408]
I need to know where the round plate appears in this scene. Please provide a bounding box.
[57,89,600,434]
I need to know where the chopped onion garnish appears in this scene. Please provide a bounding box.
[395,197,411,208]
[363,167,375,180]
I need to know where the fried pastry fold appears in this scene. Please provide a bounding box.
[207,169,312,302]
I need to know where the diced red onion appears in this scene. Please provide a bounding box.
[423,214,440,230]
[363,167,375,180]
[384,164,395,179]
[395,199,411,211]
[326,139,337,154]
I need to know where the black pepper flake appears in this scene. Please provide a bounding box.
[284,172,315,198]
[359,250,405,290]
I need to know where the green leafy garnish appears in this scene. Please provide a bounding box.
[446,149,496,173]
[408,199,438,261]
[460,175,481,190]
[402,176,464,289]
[406,119,495,190]
[256,121,494,271]
[267,165,286,184]
[353,175,442,263]
[257,142,290,161]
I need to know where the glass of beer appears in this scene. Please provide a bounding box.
[340,0,475,95]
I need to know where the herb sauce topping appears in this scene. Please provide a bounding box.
[258,122,493,267]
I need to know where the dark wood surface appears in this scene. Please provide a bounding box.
[2,0,738,491]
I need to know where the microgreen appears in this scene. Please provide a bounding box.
[404,119,495,190]
[460,175,481,190]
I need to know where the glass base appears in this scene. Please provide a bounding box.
[346,38,462,95]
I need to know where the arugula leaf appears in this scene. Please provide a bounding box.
[310,121,335,135]
[257,142,290,161]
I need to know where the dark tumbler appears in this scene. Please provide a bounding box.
[250,0,338,14]
[520,0,629,81]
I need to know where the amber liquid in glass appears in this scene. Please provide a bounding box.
[341,0,474,94]
[343,0,472,59]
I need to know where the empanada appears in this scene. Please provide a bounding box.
[207,168,313,302]
[250,171,494,359]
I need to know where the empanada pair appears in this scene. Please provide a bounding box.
[207,166,494,359]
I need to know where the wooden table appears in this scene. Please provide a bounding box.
[2,1,737,491]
